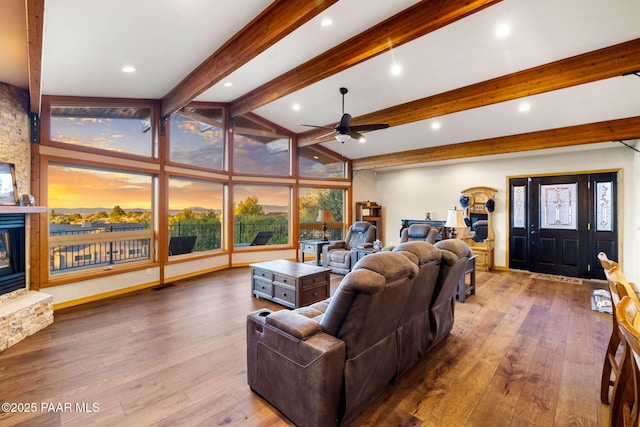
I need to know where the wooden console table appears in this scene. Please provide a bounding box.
[251,260,330,309]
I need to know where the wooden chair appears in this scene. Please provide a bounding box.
[615,296,640,426]
[598,252,640,405]
[598,251,618,271]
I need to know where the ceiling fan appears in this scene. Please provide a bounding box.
[301,87,389,143]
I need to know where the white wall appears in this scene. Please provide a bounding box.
[353,144,640,283]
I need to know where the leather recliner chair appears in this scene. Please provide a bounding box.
[322,221,376,275]
[428,239,473,350]
[400,223,439,244]
[246,251,418,427]
[383,223,439,252]
[472,219,489,242]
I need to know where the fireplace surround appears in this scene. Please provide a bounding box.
[0,213,26,296]
[0,206,52,351]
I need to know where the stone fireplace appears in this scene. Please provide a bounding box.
[0,208,52,352]
[0,82,53,352]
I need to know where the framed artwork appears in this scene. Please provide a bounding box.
[0,162,19,205]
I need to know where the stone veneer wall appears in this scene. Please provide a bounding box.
[0,289,53,352]
[0,81,53,352]
[0,81,30,195]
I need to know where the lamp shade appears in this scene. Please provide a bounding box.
[444,209,466,228]
[444,210,458,228]
[316,209,334,223]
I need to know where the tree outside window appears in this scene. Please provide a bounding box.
[299,187,345,241]
[168,177,224,254]
[233,185,290,246]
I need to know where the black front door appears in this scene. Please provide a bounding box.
[509,172,618,279]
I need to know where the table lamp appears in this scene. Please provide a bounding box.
[316,209,334,241]
[444,208,466,239]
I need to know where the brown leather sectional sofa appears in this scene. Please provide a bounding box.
[246,239,473,426]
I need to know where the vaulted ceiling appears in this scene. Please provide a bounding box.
[3,0,640,170]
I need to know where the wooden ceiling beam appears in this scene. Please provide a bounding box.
[26,0,45,114]
[351,116,640,170]
[299,38,640,146]
[160,0,337,118]
[230,0,502,118]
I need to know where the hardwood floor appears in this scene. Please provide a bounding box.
[0,268,611,426]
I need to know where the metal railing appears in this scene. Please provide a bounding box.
[48,221,344,273]
[299,224,343,241]
[233,220,288,245]
[168,222,222,252]
[49,225,151,273]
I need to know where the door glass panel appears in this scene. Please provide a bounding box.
[596,181,613,232]
[540,183,577,230]
[512,185,525,228]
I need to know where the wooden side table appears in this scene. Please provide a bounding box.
[458,255,477,303]
[351,248,379,265]
[299,240,330,266]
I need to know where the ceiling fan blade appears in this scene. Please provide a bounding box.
[315,130,337,140]
[300,123,334,129]
[348,130,365,141]
[350,123,389,132]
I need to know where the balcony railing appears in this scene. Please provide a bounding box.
[48,221,345,273]
[169,222,221,252]
[299,223,343,241]
[49,226,152,274]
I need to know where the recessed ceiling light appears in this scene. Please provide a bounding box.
[431,122,441,130]
[496,24,510,38]
[391,64,402,76]
[223,81,233,87]
[292,103,301,111]
[358,137,366,143]
[321,17,333,27]
[121,66,136,73]
[518,102,531,112]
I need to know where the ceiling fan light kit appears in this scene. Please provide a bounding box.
[302,87,389,143]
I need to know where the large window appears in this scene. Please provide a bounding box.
[169,106,225,170]
[49,103,155,157]
[299,187,345,241]
[233,184,290,247]
[299,146,346,179]
[48,164,154,275]
[232,115,291,176]
[168,177,224,255]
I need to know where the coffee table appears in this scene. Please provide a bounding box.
[251,259,330,309]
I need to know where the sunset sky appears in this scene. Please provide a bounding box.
[48,114,293,212]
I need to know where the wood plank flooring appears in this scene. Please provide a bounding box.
[0,268,611,426]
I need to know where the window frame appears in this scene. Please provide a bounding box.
[44,160,158,284]
[166,102,227,173]
[167,174,226,257]
[231,113,294,178]
[42,96,160,162]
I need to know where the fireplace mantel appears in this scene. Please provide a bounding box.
[0,206,46,214]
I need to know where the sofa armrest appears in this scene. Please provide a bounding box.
[266,310,323,340]
[326,240,346,251]
[247,310,346,426]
